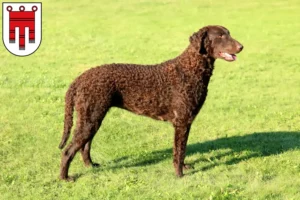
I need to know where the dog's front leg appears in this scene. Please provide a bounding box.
[173,124,191,177]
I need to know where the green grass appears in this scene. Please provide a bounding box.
[1,0,300,199]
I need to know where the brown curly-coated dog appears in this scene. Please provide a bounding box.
[59,25,243,181]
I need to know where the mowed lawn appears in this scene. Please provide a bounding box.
[1,0,300,199]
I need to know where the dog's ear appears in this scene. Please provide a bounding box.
[189,27,209,54]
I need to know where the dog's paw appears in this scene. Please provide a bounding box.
[176,172,184,178]
[92,163,100,168]
[60,176,75,182]
[183,164,193,170]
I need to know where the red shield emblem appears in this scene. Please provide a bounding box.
[2,2,42,56]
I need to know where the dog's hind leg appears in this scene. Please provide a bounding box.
[81,139,99,167]
[80,101,111,168]
[60,103,108,181]
[60,124,92,181]
[80,119,105,167]
[60,121,97,181]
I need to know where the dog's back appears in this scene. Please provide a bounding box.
[72,64,174,120]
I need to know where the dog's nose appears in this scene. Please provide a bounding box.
[238,44,243,51]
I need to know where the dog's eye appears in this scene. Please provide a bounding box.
[218,34,223,38]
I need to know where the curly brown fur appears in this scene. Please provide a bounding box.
[59,25,243,181]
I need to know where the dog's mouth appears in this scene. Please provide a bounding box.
[219,52,237,62]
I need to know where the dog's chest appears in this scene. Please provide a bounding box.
[171,65,213,118]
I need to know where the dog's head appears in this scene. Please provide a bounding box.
[189,25,243,61]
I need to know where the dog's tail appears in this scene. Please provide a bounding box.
[59,83,76,149]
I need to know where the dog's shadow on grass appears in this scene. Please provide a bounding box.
[108,131,300,173]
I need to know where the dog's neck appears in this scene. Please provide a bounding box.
[161,45,215,80]
[177,45,215,75]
